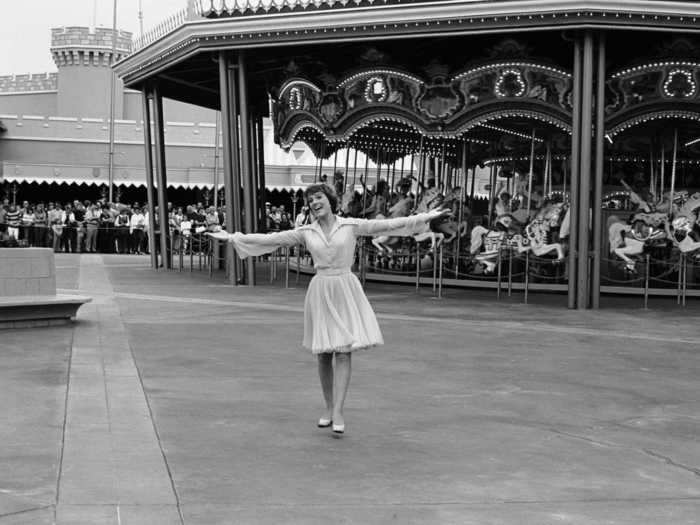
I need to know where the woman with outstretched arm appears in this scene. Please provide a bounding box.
[208,183,448,434]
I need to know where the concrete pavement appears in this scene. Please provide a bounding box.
[0,253,699,524]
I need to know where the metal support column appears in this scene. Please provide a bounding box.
[219,51,237,285]
[591,33,606,309]
[256,117,267,232]
[140,87,158,269]
[238,51,256,285]
[576,31,595,309]
[152,83,171,269]
[568,38,583,309]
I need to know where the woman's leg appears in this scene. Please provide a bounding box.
[332,352,352,427]
[317,353,333,420]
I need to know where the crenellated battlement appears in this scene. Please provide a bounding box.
[51,27,132,67]
[0,73,58,93]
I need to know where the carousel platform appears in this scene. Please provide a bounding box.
[0,248,90,328]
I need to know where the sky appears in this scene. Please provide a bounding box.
[0,0,189,75]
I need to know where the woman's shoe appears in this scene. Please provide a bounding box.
[317,418,332,428]
[332,423,345,434]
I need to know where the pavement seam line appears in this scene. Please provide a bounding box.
[0,505,56,519]
[643,449,700,478]
[118,296,186,524]
[54,286,77,523]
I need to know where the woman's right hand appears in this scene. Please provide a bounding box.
[206,231,230,242]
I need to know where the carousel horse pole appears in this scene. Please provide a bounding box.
[455,141,468,278]
[343,145,350,196]
[527,128,536,217]
[542,141,552,195]
[352,148,358,190]
[468,142,475,209]
[660,140,665,203]
[332,149,338,181]
[487,162,497,227]
[670,128,678,214]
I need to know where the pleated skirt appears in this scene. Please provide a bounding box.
[303,271,384,354]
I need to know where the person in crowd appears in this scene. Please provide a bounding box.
[0,202,6,237]
[130,207,147,254]
[205,206,221,232]
[49,203,63,252]
[33,203,48,247]
[74,201,86,252]
[5,204,21,241]
[84,204,100,253]
[295,205,310,228]
[98,204,115,253]
[20,205,35,246]
[114,208,131,254]
[208,184,448,434]
[278,204,292,230]
[61,204,78,253]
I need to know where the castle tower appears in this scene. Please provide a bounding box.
[51,26,132,118]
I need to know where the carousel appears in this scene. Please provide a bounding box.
[114,0,700,308]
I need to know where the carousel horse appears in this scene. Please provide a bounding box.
[370,194,444,256]
[469,215,523,274]
[516,202,570,261]
[608,212,668,273]
[470,202,569,274]
[340,190,363,217]
[668,192,700,257]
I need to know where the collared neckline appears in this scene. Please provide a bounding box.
[299,216,348,245]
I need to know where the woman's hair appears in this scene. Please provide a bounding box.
[304,183,339,213]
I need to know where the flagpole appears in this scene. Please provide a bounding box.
[107,0,118,203]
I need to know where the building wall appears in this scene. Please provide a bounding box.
[0,92,57,116]
[56,66,124,119]
[0,115,321,191]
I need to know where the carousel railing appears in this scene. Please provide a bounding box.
[177,226,698,309]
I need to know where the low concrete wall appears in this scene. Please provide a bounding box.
[0,248,56,297]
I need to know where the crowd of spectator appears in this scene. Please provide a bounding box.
[0,198,229,253]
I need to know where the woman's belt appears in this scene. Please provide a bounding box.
[315,267,351,276]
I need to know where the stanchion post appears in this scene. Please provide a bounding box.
[296,244,301,285]
[677,254,683,305]
[415,243,420,292]
[682,254,687,307]
[496,247,503,300]
[438,244,444,299]
[524,251,530,304]
[507,248,513,297]
[285,246,290,288]
[644,253,650,309]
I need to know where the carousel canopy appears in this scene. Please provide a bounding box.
[115,0,700,169]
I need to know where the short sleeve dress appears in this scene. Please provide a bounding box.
[229,213,433,354]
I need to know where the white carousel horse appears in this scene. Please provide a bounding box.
[516,202,570,261]
[668,192,700,256]
[370,199,445,256]
[608,212,668,273]
[470,203,569,274]
[469,215,523,274]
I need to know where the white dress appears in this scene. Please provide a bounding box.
[230,214,432,354]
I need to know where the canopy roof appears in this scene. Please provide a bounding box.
[114,0,700,167]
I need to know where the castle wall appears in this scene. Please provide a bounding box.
[0,93,57,116]
[123,91,217,124]
[0,115,318,190]
[56,65,124,119]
